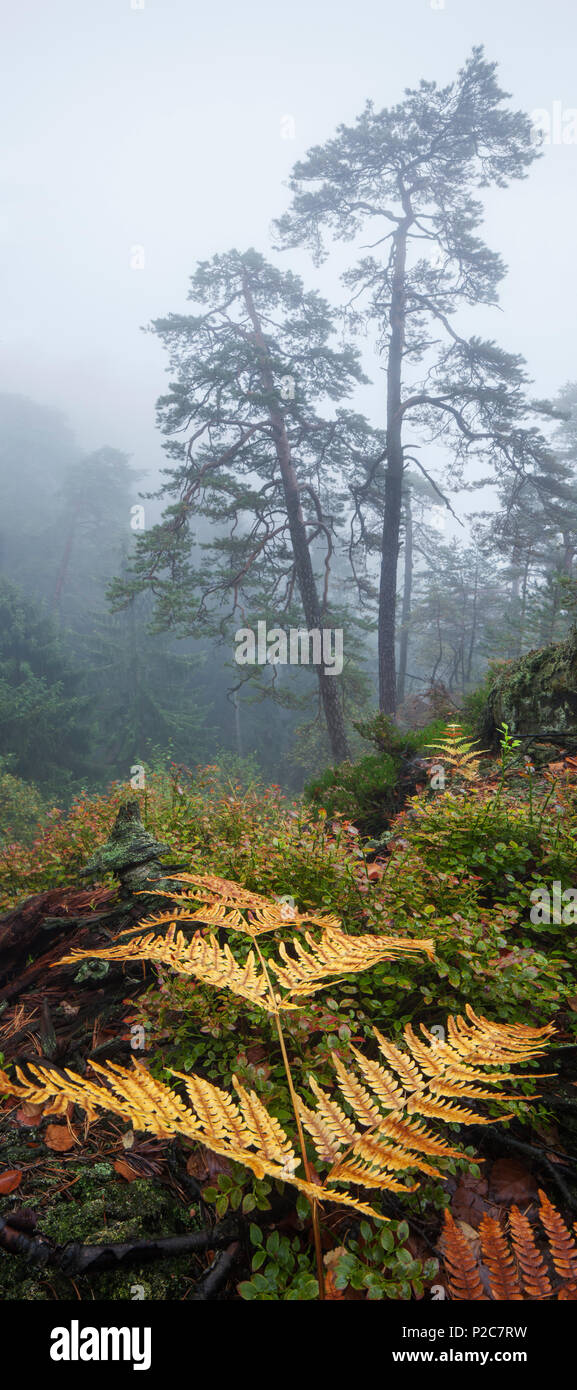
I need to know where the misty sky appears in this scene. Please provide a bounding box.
[2,0,576,490]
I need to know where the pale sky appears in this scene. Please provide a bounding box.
[1,0,576,489]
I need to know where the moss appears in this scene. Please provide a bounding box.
[478,627,577,748]
[0,1135,206,1301]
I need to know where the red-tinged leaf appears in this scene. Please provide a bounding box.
[0,1169,22,1194]
[16,1102,44,1127]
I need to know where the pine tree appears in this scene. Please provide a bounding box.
[276,46,554,712]
[110,249,379,762]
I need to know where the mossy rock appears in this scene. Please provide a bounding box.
[480,626,577,748]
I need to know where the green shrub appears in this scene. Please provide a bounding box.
[304,752,399,834]
[303,717,446,834]
[0,768,46,846]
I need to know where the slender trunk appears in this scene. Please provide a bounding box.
[379,224,408,713]
[397,485,413,704]
[233,691,243,758]
[518,554,530,655]
[562,532,574,577]
[465,558,479,686]
[241,276,350,762]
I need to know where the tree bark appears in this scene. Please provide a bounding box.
[397,484,413,704]
[378,223,408,714]
[242,275,350,762]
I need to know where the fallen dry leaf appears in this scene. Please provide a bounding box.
[44,1123,79,1152]
[490,1158,537,1205]
[186,1151,209,1182]
[451,1172,491,1228]
[0,1169,22,1195]
[113,1159,142,1181]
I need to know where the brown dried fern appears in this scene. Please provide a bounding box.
[441,1190,577,1300]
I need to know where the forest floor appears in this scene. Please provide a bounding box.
[1,749,577,1301]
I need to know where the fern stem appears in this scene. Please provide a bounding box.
[254,939,326,1300]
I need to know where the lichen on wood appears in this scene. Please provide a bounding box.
[80,800,180,895]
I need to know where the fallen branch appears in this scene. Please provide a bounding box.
[0,1214,241,1275]
[189,1242,241,1300]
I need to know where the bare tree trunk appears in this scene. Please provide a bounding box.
[397,484,413,704]
[378,224,408,714]
[518,553,530,655]
[466,557,479,686]
[241,276,350,762]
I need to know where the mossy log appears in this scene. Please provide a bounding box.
[480,625,577,749]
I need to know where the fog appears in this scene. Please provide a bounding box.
[1,0,577,797]
[2,0,576,469]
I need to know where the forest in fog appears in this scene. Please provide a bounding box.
[2,8,577,1324]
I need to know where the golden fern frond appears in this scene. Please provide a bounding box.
[232,1075,296,1166]
[59,923,434,1010]
[268,928,435,1001]
[407,1095,506,1125]
[364,1112,465,1162]
[298,1078,357,1161]
[305,1014,553,1181]
[347,1045,407,1110]
[479,1214,523,1300]
[0,1058,202,1137]
[174,1070,254,1150]
[403,1022,533,1089]
[508,1206,553,1298]
[325,1157,419,1194]
[372,1028,427,1094]
[447,1005,555,1063]
[153,873,342,935]
[297,1103,344,1164]
[0,1059,380,1219]
[440,1211,488,1300]
[58,930,282,1012]
[0,1010,555,1225]
[537,1188,577,1283]
[330,1052,384,1126]
[426,723,487,781]
[348,1132,445,1180]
